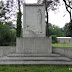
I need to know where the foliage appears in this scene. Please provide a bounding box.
[49,26,54,35]
[0,1,10,22]
[63,0,72,32]
[0,21,16,46]
[38,0,72,36]
[53,26,65,37]
[2,0,22,37]
[38,0,60,11]
[16,0,22,37]
[16,10,22,37]
[0,1,5,18]
[51,35,58,44]
[63,23,72,37]
[49,23,66,37]
[68,20,72,36]
[63,0,72,21]
[48,23,72,37]
[38,0,60,37]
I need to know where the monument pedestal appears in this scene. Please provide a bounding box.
[16,4,52,54]
[16,37,52,54]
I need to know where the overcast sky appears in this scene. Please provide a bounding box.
[26,0,70,28]
[0,0,70,28]
[26,0,37,3]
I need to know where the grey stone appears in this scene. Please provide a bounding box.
[53,47,72,58]
[7,53,61,57]
[0,57,71,61]
[0,61,72,65]
[23,4,46,37]
[16,37,52,54]
[0,46,16,56]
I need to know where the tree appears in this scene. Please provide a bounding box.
[38,0,60,37]
[48,23,66,37]
[63,0,72,21]
[38,0,52,37]
[63,23,72,37]
[44,0,50,37]
[62,0,72,35]
[49,25,54,36]
[16,0,22,37]
[0,21,16,46]
[3,0,24,37]
[38,0,72,36]
[0,1,9,22]
[51,35,58,44]
[3,0,22,37]
[69,20,72,36]
[53,26,65,37]
[16,10,22,37]
[65,22,72,37]
[48,23,54,36]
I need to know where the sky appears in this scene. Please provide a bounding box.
[26,0,37,3]
[0,0,70,28]
[49,0,70,28]
[25,0,70,28]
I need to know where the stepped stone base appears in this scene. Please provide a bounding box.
[0,61,72,65]
[16,37,52,54]
[7,53,61,57]
[0,53,72,65]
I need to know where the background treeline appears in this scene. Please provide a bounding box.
[49,23,72,37]
[0,21,16,46]
[48,23,72,44]
[0,1,16,46]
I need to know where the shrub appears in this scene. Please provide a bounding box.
[51,35,58,44]
[0,22,16,46]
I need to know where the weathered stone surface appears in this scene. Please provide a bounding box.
[0,53,72,65]
[16,37,52,54]
[1,61,72,65]
[53,47,72,58]
[23,4,46,37]
[0,57,71,61]
[7,53,61,57]
[0,46,16,56]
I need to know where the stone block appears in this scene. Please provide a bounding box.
[16,37,52,54]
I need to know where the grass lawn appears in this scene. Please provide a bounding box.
[52,43,72,47]
[0,65,72,72]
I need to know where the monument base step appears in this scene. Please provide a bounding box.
[7,53,61,57]
[0,56,71,61]
[0,61,72,65]
[0,53,71,65]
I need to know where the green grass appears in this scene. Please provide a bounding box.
[52,43,72,47]
[0,65,72,72]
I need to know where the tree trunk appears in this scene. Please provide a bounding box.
[16,0,22,37]
[70,9,71,21]
[18,0,20,10]
[46,6,49,37]
[45,0,49,37]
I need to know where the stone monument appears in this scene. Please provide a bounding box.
[23,4,45,37]
[16,4,52,54]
